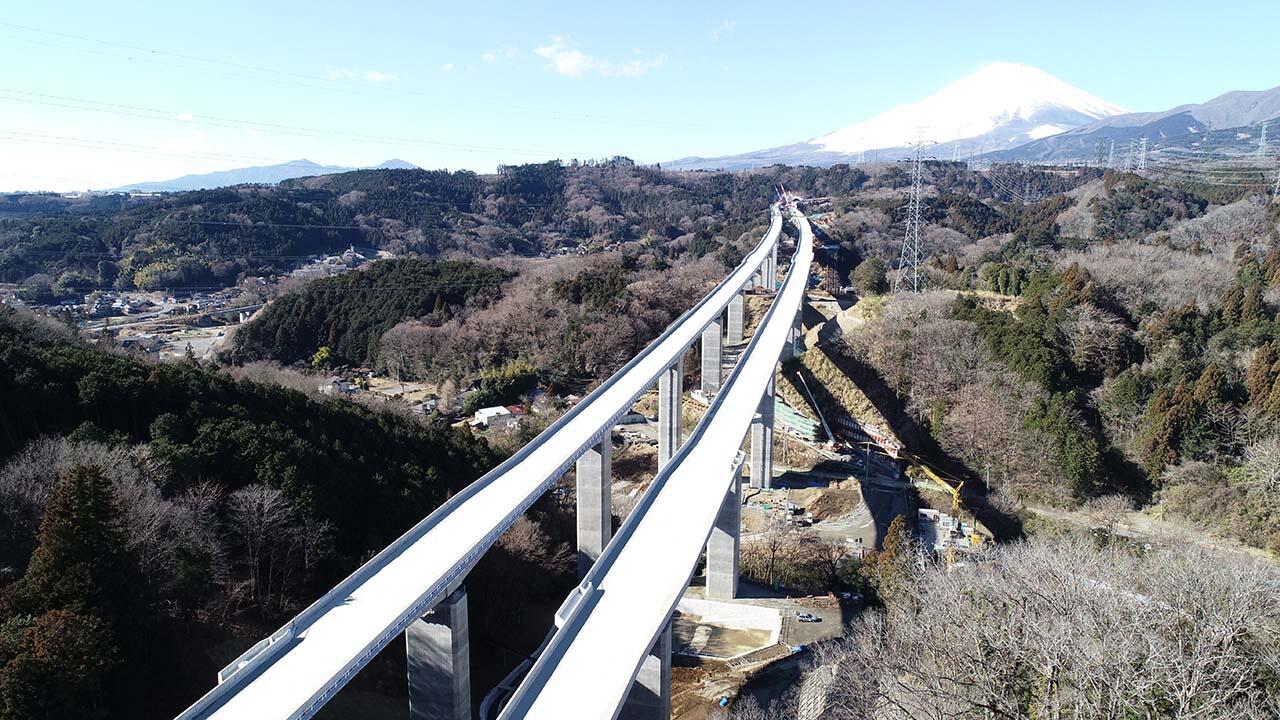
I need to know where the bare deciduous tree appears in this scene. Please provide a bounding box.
[739,536,1280,720]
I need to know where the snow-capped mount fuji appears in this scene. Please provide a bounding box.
[665,63,1128,170]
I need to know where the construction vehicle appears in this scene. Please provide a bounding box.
[905,454,983,568]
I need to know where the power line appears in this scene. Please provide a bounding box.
[0,88,585,158]
[0,22,706,131]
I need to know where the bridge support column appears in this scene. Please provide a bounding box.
[769,244,778,292]
[701,318,723,396]
[621,620,672,720]
[727,293,744,345]
[576,434,612,579]
[783,309,802,361]
[750,376,775,489]
[658,352,685,469]
[406,587,470,720]
[706,460,742,600]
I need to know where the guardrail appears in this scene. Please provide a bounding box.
[497,210,814,719]
[176,208,783,720]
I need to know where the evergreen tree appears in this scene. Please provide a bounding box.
[863,515,914,606]
[0,610,117,720]
[6,466,132,619]
[850,257,888,295]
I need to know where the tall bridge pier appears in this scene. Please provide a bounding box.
[406,587,471,720]
[657,351,686,468]
[576,435,613,579]
[701,317,723,395]
[727,293,745,345]
[403,242,784,720]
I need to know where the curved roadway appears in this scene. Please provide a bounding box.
[176,209,784,720]
[498,209,814,720]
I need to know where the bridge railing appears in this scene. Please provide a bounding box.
[176,208,782,720]
[497,210,813,719]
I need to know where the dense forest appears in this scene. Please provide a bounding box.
[0,159,876,291]
[230,259,514,367]
[0,306,505,717]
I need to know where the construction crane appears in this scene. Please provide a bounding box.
[905,454,980,568]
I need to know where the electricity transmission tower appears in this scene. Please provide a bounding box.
[1260,122,1269,158]
[1107,139,1115,169]
[1138,138,1149,171]
[893,143,928,293]
[1272,170,1280,204]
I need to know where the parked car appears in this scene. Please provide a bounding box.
[795,612,820,623]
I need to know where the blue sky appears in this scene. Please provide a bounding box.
[2,0,1278,190]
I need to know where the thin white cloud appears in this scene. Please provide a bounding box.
[710,20,736,42]
[481,47,519,64]
[175,111,194,122]
[533,36,664,78]
[442,63,455,72]
[327,68,398,82]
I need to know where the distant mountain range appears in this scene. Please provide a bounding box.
[983,85,1280,163]
[667,63,1280,170]
[111,158,418,192]
[666,63,1129,170]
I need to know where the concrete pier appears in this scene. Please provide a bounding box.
[782,309,803,361]
[658,352,685,469]
[750,376,775,489]
[727,293,744,345]
[701,318,723,396]
[576,435,612,579]
[406,587,470,720]
[706,464,742,600]
[620,620,672,720]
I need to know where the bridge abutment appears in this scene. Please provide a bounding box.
[406,587,470,720]
[576,434,613,579]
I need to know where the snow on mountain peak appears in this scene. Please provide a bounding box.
[812,62,1128,154]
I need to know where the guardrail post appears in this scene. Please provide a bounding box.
[407,587,470,720]
[750,375,775,489]
[706,459,743,600]
[658,352,685,468]
[701,317,723,395]
[620,619,672,720]
[576,435,613,579]
[727,293,744,345]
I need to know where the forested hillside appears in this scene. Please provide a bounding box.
[822,170,1280,554]
[230,259,514,367]
[0,306,499,717]
[0,159,876,291]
